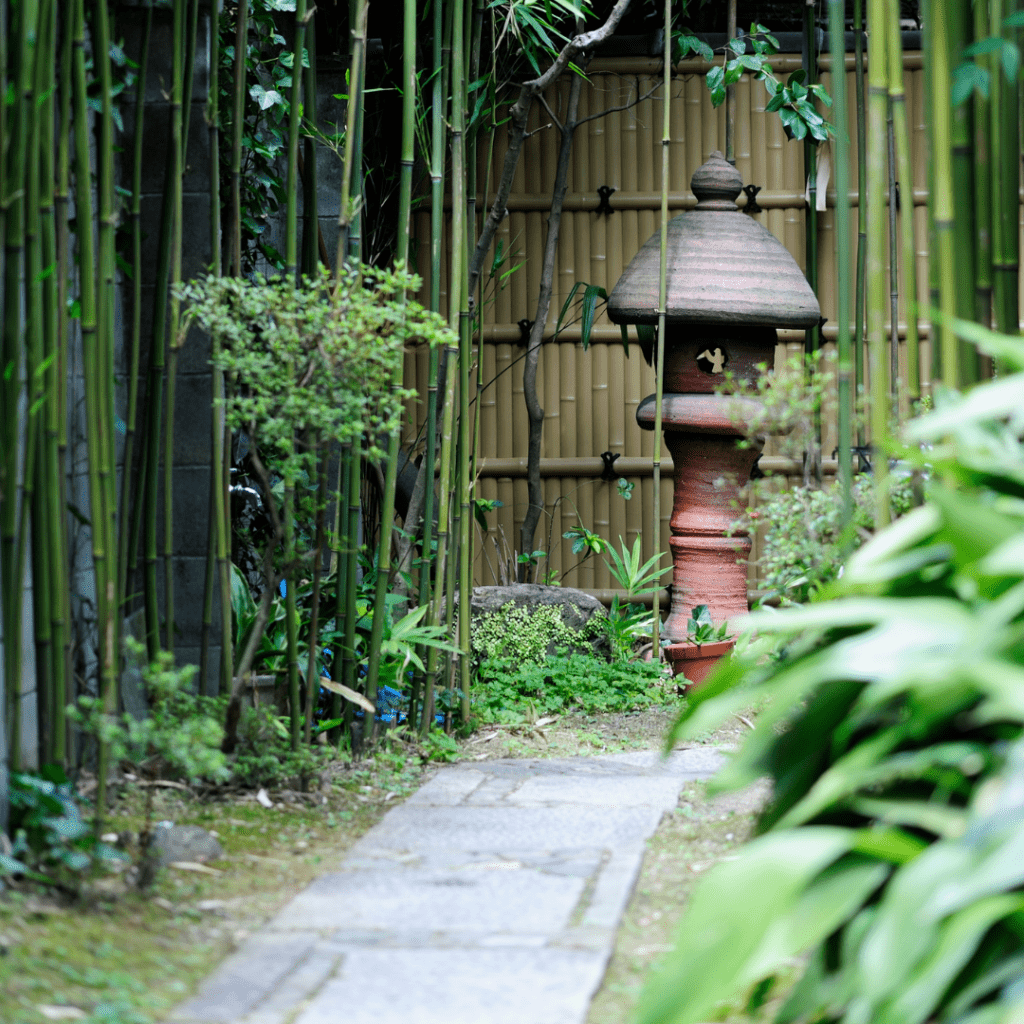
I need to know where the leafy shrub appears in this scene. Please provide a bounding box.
[230,704,328,789]
[71,643,229,787]
[638,330,1024,1024]
[470,602,600,665]
[1,767,123,891]
[473,653,671,723]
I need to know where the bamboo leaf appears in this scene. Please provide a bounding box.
[318,677,375,714]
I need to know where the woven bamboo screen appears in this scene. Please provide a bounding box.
[405,50,1010,596]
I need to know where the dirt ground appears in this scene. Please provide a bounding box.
[0,702,760,1024]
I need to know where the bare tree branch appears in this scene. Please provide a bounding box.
[467,0,634,304]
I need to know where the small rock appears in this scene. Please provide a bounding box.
[149,825,224,868]
[292,841,308,854]
[101,833,118,844]
[197,899,227,913]
[256,788,274,809]
[153,897,175,912]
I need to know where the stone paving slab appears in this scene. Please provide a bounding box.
[166,746,727,1024]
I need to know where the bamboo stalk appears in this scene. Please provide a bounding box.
[726,0,737,163]
[2,0,37,770]
[888,104,899,412]
[363,0,419,731]
[867,0,890,527]
[804,0,819,362]
[162,0,187,657]
[304,443,327,745]
[302,11,320,275]
[854,0,867,443]
[230,0,248,275]
[949,0,977,383]
[72,0,114,825]
[94,0,122,797]
[27,0,53,765]
[40,0,67,764]
[414,0,449,730]
[973,0,993,334]
[885,0,920,401]
[828,0,853,545]
[118,5,152,624]
[652,0,670,649]
[993,0,1020,338]
[336,0,367,270]
[330,444,351,743]
[928,0,960,386]
[285,0,308,279]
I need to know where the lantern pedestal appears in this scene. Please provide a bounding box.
[637,393,762,642]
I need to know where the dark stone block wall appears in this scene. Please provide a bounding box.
[118,1,219,687]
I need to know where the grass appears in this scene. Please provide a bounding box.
[0,746,429,1024]
[587,775,771,1024]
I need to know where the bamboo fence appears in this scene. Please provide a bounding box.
[406,48,1017,597]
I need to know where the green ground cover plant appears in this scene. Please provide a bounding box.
[638,325,1024,1024]
[473,654,672,724]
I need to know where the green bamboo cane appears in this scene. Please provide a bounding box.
[304,442,327,745]
[803,0,819,361]
[336,0,367,270]
[2,0,37,769]
[423,345,458,737]
[230,0,248,276]
[854,0,867,444]
[348,0,367,263]
[282,0,309,748]
[27,0,53,765]
[922,0,940,380]
[651,0,670,653]
[117,5,152,624]
[829,0,853,529]
[456,0,474,721]
[365,0,421,729]
[94,0,123,796]
[341,445,361,746]
[329,444,351,743]
[55,0,75,742]
[210,0,233,695]
[285,0,308,280]
[40,0,67,765]
[993,0,1020,338]
[162,0,187,658]
[973,0,993,335]
[201,0,230,694]
[887,105,899,413]
[867,0,890,528]
[73,0,114,827]
[949,0,977,383]
[928,0,961,387]
[302,11,320,276]
[141,8,182,658]
[885,1,920,401]
[415,0,450,731]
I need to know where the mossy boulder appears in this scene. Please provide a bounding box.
[470,585,608,663]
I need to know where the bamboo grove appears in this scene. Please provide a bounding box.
[0,0,1021,826]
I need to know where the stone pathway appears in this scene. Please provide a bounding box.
[166,747,726,1024]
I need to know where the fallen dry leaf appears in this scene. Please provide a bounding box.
[37,1006,87,1021]
[168,861,222,876]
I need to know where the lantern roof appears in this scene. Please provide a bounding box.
[607,151,821,328]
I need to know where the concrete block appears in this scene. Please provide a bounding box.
[270,862,586,934]
[167,932,317,1023]
[292,948,607,1024]
[351,803,664,856]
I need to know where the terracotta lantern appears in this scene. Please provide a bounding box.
[607,151,820,674]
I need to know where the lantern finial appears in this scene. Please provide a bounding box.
[691,151,743,209]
